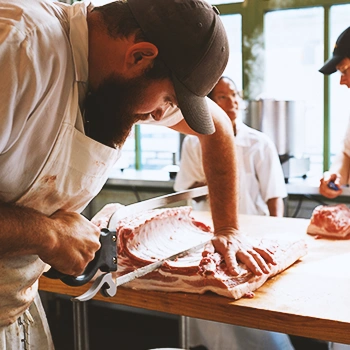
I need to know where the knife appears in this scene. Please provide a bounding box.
[74,238,212,302]
[44,186,209,287]
[107,185,209,228]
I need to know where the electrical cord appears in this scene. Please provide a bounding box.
[291,194,328,218]
[131,185,142,202]
[292,196,303,218]
[303,194,328,206]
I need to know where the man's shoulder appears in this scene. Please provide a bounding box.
[241,123,276,147]
[0,0,67,41]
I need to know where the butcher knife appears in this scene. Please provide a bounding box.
[44,186,209,288]
[107,185,209,228]
[74,237,212,302]
[73,185,211,301]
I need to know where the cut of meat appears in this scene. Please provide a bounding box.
[113,206,307,300]
[307,204,350,239]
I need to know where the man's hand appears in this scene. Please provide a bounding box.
[319,171,343,198]
[212,229,276,276]
[91,203,125,228]
[39,210,101,276]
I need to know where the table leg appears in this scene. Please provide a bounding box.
[179,315,189,349]
[72,301,89,350]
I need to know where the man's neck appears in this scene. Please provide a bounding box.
[86,10,126,90]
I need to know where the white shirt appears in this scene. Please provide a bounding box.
[174,119,287,215]
[0,0,82,202]
[0,0,185,203]
[343,117,350,158]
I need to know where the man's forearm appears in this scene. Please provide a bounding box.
[267,197,284,217]
[0,201,54,257]
[198,102,239,232]
[0,201,102,276]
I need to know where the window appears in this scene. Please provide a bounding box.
[221,14,243,90]
[264,7,324,175]
[138,125,179,170]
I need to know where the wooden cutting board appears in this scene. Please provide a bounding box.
[40,213,350,344]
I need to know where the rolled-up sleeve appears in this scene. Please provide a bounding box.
[343,117,350,158]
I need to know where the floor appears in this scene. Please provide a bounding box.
[42,292,329,350]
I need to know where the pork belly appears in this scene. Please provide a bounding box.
[114,207,307,300]
[307,204,350,238]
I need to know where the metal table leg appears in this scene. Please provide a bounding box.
[179,315,189,349]
[73,300,89,350]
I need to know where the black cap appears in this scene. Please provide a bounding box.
[127,0,229,134]
[319,26,350,75]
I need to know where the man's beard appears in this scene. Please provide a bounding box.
[83,74,154,148]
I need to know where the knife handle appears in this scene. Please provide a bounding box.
[328,181,340,191]
[43,228,118,287]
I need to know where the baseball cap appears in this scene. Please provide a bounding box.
[319,26,350,75]
[127,0,229,134]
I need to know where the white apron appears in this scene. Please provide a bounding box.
[0,78,120,349]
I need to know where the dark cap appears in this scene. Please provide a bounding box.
[319,26,350,75]
[127,0,229,134]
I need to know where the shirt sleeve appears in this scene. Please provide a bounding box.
[0,23,24,153]
[174,136,206,191]
[0,3,71,155]
[343,117,350,157]
[0,12,40,154]
[254,136,288,201]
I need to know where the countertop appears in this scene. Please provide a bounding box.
[286,175,350,196]
[106,168,350,196]
[106,168,174,188]
[40,213,350,344]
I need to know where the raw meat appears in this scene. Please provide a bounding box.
[114,206,307,300]
[307,204,350,239]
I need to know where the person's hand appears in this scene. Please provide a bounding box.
[91,203,125,228]
[319,171,343,198]
[212,228,276,276]
[39,210,101,276]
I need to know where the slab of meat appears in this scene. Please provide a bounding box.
[114,207,307,300]
[307,204,350,239]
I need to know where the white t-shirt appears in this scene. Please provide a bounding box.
[343,117,350,158]
[174,119,287,215]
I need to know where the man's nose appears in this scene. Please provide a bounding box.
[228,96,237,108]
[340,75,347,86]
[151,107,165,121]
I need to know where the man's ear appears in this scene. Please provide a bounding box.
[124,42,158,72]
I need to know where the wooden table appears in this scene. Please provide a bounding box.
[40,213,350,344]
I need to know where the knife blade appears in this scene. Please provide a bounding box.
[107,185,208,229]
[74,238,212,302]
[115,238,211,287]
